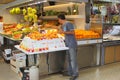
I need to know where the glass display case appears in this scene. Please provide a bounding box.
[103,23,120,41]
[101,23,120,65]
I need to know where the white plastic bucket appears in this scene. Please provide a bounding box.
[29,66,39,80]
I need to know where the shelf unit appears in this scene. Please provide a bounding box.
[42,15,85,20]
[43,2,86,29]
[103,23,120,25]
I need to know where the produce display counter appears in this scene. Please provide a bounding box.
[14,45,69,75]
[0,24,103,75]
[0,31,103,75]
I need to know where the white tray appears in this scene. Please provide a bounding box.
[15,45,69,55]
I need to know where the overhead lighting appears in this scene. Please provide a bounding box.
[28,0,47,6]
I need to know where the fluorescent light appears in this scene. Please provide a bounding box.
[28,0,47,6]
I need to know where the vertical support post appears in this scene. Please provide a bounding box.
[96,44,101,65]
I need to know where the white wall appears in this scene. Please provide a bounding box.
[0,8,20,24]
[0,0,33,24]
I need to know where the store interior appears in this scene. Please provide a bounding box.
[0,0,120,80]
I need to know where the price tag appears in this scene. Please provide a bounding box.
[97,40,99,43]
[86,40,89,44]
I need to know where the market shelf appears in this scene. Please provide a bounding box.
[103,23,120,25]
[42,15,85,19]
[0,32,22,42]
[15,45,69,55]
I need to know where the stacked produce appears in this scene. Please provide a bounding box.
[2,23,33,39]
[3,24,17,35]
[75,30,100,39]
[19,30,66,52]
[2,20,58,40]
[27,29,58,40]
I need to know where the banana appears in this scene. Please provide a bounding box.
[33,15,38,22]
[9,9,13,14]
[28,17,33,22]
[27,7,32,13]
[12,8,16,14]
[15,7,21,14]
[22,7,38,22]
[32,9,37,14]
[22,9,27,15]
[24,15,29,21]
[28,13,34,22]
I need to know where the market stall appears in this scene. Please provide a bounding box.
[0,0,104,76]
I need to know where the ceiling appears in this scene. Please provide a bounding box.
[0,0,15,4]
[0,0,88,9]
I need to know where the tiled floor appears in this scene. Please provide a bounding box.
[40,62,120,80]
[0,63,19,80]
[1,62,120,80]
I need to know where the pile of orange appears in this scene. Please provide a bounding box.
[45,29,58,39]
[27,29,59,40]
[75,29,100,39]
[12,34,22,39]
[27,31,42,40]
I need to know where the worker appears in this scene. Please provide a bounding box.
[45,13,79,80]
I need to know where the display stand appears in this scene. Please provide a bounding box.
[15,45,69,55]
[15,45,69,66]
[14,45,69,80]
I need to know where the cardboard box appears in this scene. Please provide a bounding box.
[10,64,20,73]
[10,59,26,67]
[10,59,26,73]
[12,50,26,60]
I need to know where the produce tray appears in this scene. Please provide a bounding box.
[15,45,69,55]
[0,32,22,41]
